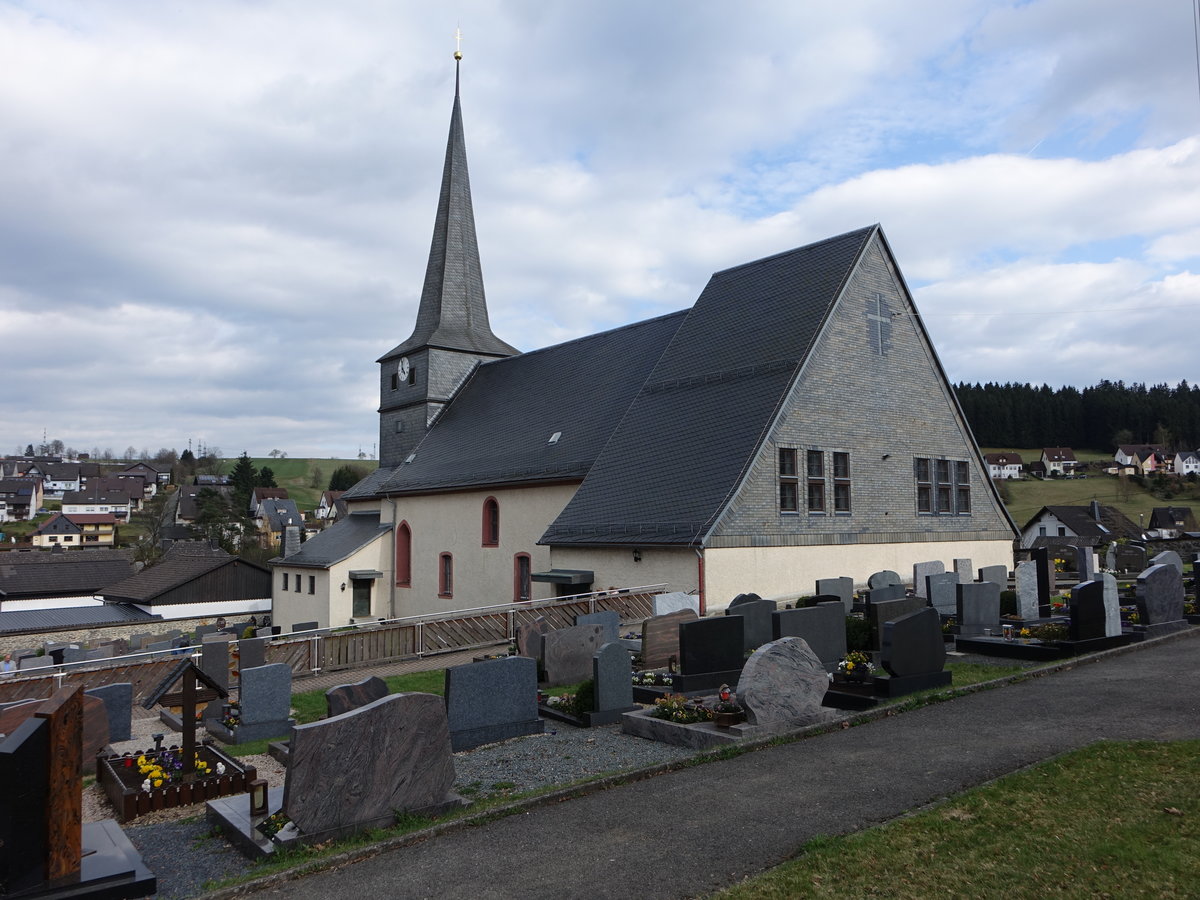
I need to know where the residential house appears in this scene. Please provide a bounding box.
[1114,444,1167,476]
[194,474,231,486]
[255,498,303,549]
[1040,448,1078,476]
[122,460,171,486]
[1171,450,1200,476]
[31,513,84,548]
[315,490,345,520]
[1019,502,1142,550]
[62,485,133,520]
[0,478,43,520]
[40,462,82,499]
[94,474,149,509]
[1147,506,1197,539]
[0,547,136,611]
[267,62,1017,631]
[984,452,1024,480]
[250,487,289,517]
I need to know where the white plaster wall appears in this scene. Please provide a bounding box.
[703,538,1014,613]
[549,546,699,597]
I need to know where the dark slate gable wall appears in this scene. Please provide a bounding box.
[709,236,1014,548]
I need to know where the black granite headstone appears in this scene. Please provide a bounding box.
[1031,547,1053,616]
[771,603,847,672]
[867,596,928,650]
[881,606,946,678]
[727,592,763,608]
[866,584,906,605]
[724,599,776,651]
[1068,582,1107,642]
[679,617,744,675]
[0,716,50,894]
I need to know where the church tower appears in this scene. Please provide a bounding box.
[378,48,518,468]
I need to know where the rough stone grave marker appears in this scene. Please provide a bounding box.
[953,558,973,582]
[515,616,550,660]
[325,676,389,718]
[446,656,543,750]
[1014,561,1040,620]
[736,638,831,727]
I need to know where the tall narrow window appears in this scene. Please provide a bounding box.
[806,450,825,514]
[351,578,371,618]
[308,575,315,595]
[833,452,851,514]
[778,449,798,513]
[395,521,411,587]
[955,461,971,514]
[514,553,532,602]
[438,552,453,598]
[281,572,289,591]
[482,497,500,547]
[936,459,953,513]
[915,457,932,513]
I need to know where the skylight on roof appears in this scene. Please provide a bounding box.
[548,432,562,444]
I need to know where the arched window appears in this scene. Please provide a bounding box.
[482,497,500,547]
[514,553,532,602]
[438,552,453,598]
[395,521,411,587]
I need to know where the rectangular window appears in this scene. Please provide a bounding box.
[833,452,851,514]
[807,450,825,513]
[936,459,953,513]
[351,579,371,617]
[778,449,798,513]
[917,457,972,516]
[439,553,453,598]
[955,461,971,515]
[308,575,316,594]
[281,572,289,591]
[915,457,932,513]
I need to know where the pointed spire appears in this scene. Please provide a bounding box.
[381,34,515,362]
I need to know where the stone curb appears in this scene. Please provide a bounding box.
[196,626,1199,898]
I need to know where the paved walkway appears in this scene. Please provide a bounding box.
[227,630,1200,900]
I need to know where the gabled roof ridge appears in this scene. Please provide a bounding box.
[709,224,878,279]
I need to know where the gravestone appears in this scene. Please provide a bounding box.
[1074,546,1096,581]
[1105,544,1118,572]
[867,596,928,651]
[256,626,281,638]
[724,598,776,652]
[325,676,389,718]
[641,609,698,669]
[878,607,952,695]
[866,583,906,605]
[736,638,831,727]
[675,616,745,692]
[867,570,902,590]
[129,633,152,651]
[238,637,268,672]
[146,639,173,653]
[771,602,846,672]
[445,656,543,750]
[291,621,319,634]
[201,634,233,691]
[86,682,133,743]
[1069,581,1109,642]
[515,616,550,660]
[727,592,763,608]
[85,646,115,661]
[1097,572,1121,637]
[209,664,294,743]
[542,624,605,685]
[62,646,88,664]
[589,641,638,725]
[19,656,54,670]
[195,624,219,639]
[953,558,974,582]
[1014,561,1040,620]
[1031,547,1053,615]
[0,696,110,774]
[1114,544,1146,573]
[652,591,700,617]
[1149,550,1184,576]
[956,582,1001,638]
[978,565,1008,588]
[926,572,961,615]
[575,610,620,644]
[912,561,945,599]
[1134,564,1188,637]
[801,594,844,608]
[281,693,462,841]
[815,577,853,612]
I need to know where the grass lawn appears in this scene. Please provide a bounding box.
[238,457,378,516]
[716,739,1200,899]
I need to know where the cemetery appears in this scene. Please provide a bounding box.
[0,553,1196,896]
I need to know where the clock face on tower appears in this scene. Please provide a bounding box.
[398,357,410,381]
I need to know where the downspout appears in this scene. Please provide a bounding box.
[389,497,399,620]
[695,547,706,617]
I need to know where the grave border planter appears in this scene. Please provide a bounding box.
[97,741,256,822]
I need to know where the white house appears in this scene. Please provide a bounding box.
[984,452,1023,480]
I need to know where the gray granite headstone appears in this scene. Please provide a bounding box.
[18,655,53,670]
[85,647,114,661]
[200,637,230,691]
[978,565,1008,588]
[956,581,1001,637]
[736,637,830,726]
[62,647,87,664]
[592,641,635,714]
[542,624,605,686]
[238,637,267,672]
[515,616,550,660]
[575,611,619,644]
[815,577,853,612]
[640,609,698,669]
[866,583,906,605]
[231,663,294,741]
[927,572,961,615]
[445,656,543,751]
[1074,546,1096,581]
[1115,544,1146,573]
[867,596,928,650]
[129,633,152,651]
[145,639,172,653]
[1105,544,1118,572]
[195,625,219,639]
[284,693,459,839]
[953,558,974,582]
[1135,564,1185,631]
[867,570,902,590]
[86,683,133,742]
[882,606,946,678]
[1149,550,1184,576]
[771,602,846,672]
[1014,560,1040,620]
[291,621,319,634]
[724,598,776,651]
[727,592,764,608]
[651,591,700,617]
[1098,572,1121,637]
[325,676,389,718]
[912,561,945,599]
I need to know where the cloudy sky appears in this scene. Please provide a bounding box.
[2,1,1198,459]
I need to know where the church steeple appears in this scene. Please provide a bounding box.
[378,45,517,468]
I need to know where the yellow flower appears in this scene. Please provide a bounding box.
[152,779,163,788]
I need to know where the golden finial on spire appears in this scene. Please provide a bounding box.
[453,27,463,60]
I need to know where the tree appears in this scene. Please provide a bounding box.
[257,466,277,488]
[230,453,257,513]
[24,444,33,456]
[329,465,368,492]
[1112,429,1133,451]
[268,449,282,458]
[310,465,324,489]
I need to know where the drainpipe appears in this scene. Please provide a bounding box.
[389,498,399,620]
[694,547,706,616]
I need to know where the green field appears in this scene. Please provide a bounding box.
[240,457,378,515]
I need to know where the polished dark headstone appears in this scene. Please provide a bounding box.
[1135,563,1187,636]
[238,637,268,671]
[325,675,389,719]
[867,596,928,650]
[1068,582,1107,642]
[727,592,763,608]
[926,571,961,615]
[956,582,1001,638]
[679,616,744,675]
[641,609,697,669]
[882,606,946,678]
[724,598,776,651]
[1031,547,1053,615]
[866,583,906,605]
[771,603,846,672]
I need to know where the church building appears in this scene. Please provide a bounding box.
[269,57,1017,631]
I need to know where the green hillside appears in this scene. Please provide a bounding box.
[241,457,378,515]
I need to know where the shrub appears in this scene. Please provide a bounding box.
[845,615,870,652]
[999,590,1017,617]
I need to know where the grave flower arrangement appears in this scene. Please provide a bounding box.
[221,706,241,731]
[632,670,675,687]
[650,693,713,725]
[135,749,215,791]
[836,651,875,682]
[257,811,291,839]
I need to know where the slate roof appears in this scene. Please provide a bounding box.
[0,604,160,636]
[0,549,136,600]
[984,453,1023,466]
[1149,506,1196,530]
[1042,447,1077,463]
[269,511,392,569]
[32,513,82,536]
[542,226,877,546]
[258,498,302,532]
[100,543,268,603]
[351,310,688,498]
[1022,505,1142,542]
